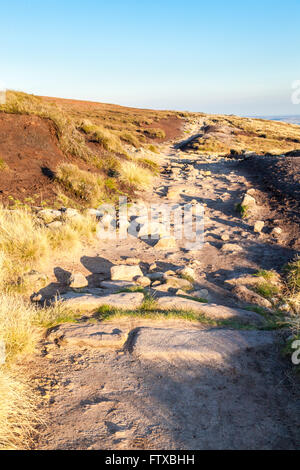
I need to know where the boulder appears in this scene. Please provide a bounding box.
[241,194,256,208]
[164,276,193,290]
[111,265,143,281]
[69,272,88,288]
[154,236,177,250]
[221,243,243,253]
[246,188,256,196]
[220,233,230,241]
[62,208,80,219]
[232,285,272,309]
[135,276,151,287]
[37,209,62,224]
[254,221,264,233]
[271,227,282,236]
[176,266,195,279]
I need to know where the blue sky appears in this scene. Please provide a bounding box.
[1,0,300,115]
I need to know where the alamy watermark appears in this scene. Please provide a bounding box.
[95,197,204,250]
[291,339,300,365]
[291,80,300,105]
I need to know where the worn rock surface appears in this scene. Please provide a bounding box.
[132,327,276,362]
[48,323,127,348]
[157,297,264,324]
[59,292,144,311]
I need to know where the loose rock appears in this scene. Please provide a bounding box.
[254,221,264,233]
[154,236,177,250]
[111,265,143,281]
[232,285,272,309]
[69,272,88,289]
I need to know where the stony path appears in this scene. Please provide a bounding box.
[33,123,300,450]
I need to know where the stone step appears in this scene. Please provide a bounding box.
[157,296,264,324]
[58,291,144,311]
[132,327,277,362]
[48,323,128,348]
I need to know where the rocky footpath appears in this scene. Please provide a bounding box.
[32,123,299,450]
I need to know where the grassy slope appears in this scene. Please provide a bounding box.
[0,91,178,208]
[181,114,300,155]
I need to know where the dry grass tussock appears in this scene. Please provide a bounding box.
[119,161,154,189]
[0,292,79,449]
[0,368,39,449]
[0,202,100,448]
[80,119,126,155]
[56,163,105,206]
[0,293,39,449]
[0,205,97,288]
[0,202,102,448]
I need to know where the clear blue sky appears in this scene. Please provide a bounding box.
[1,0,300,115]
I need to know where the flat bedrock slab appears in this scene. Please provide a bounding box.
[132,327,277,361]
[58,292,144,311]
[157,297,264,324]
[48,323,128,348]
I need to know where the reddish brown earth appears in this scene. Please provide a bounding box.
[0,97,183,205]
[0,113,105,206]
[0,114,66,205]
[142,116,183,142]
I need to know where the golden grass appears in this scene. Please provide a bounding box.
[56,163,104,206]
[0,294,38,363]
[0,368,39,449]
[144,127,166,139]
[0,208,49,283]
[0,292,41,449]
[80,119,126,155]
[0,203,102,449]
[119,161,154,189]
[0,205,98,289]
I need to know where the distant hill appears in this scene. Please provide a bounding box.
[0,91,299,207]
